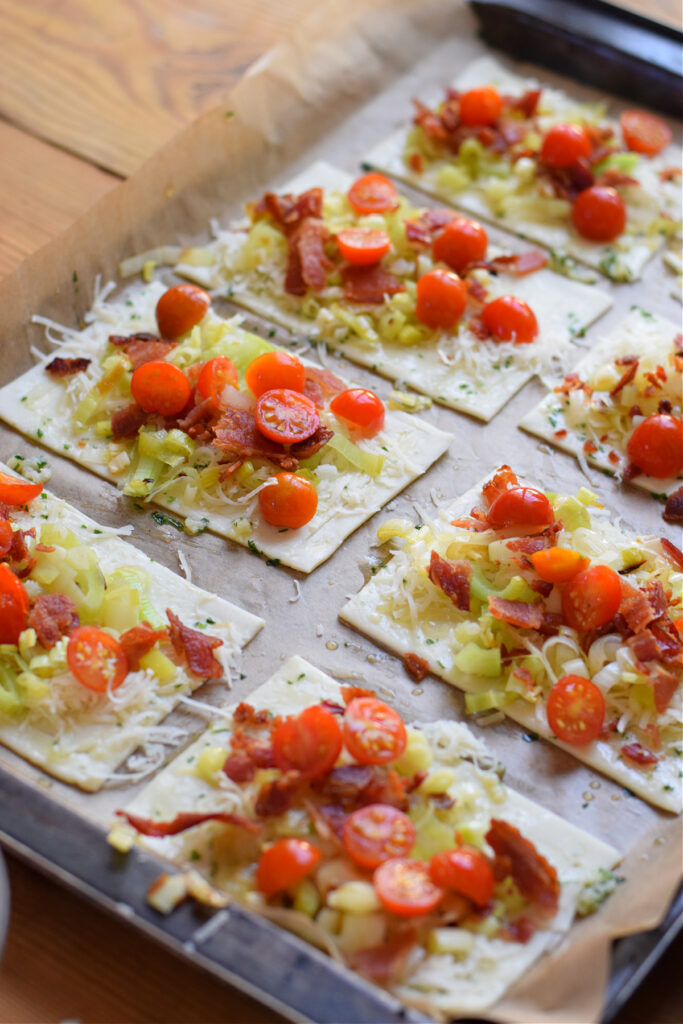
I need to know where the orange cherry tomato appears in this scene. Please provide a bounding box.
[343,697,407,765]
[343,805,416,869]
[347,173,399,216]
[155,284,211,340]
[674,616,683,637]
[245,351,306,397]
[0,563,29,644]
[571,186,626,242]
[429,846,494,907]
[258,472,318,529]
[481,295,538,344]
[130,360,192,416]
[0,519,13,557]
[256,838,321,898]
[487,486,555,529]
[374,858,444,917]
[547,675,605,745]
[432,217,488,272]
[458,86,503,126]
[531,547,590,583]
[561,565,622,631]
[66,626,128,693]
[626,414,683,479]
[0,472,43,506]
[415,268,467,330]
[271,704,343,778]
[196,356,239,407]
[620,110,672,156]
[337,228,391,266]
[254,388,319,444]
[540,124,592,167]
[329,388,385,439]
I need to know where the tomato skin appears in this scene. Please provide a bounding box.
[337,228,391,266]
[347,173,399,216]
[343,805,416,868]
[429,847,494,907]
[415,268,467,330]
[271,704,343,778]
[531,547,590,583]
[487,486,555,529]
[458,86,503,126]
[254,389,319,444]
[540,124,592,167]
[620,110,672,156]
[0,563,29,644]
[156,284,211,340]
[196,356,239,406]
[343,697,407,765]
[329,388,385,439]
[0,519,12,557]
[546,675,605,745]
[432,217,488,272]
[66,626,128,693]
[0,472,43,506]
[374,858,444,917]
[258,473,318,529]
[626,414,683,479]
[571,186,626,242]
[481,296,538,344]
[561,565,622,631]
[130,360,192,416]
[245,352,306,397]
[256,839,321,898]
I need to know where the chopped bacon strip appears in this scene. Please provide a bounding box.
[498,917,535,944]
[362,768,411,812]
[621,742,658,767]
[466,277,488,304]
[341,264,405,304]
[255,773,301,817]
[45,356,91,377]
[506,527,557,555]
[542,159,594,201]
[233,702,272,727]
[486,819,559,915]
[119,623,168,671]
[626,630,661,662]
[174,397,216,432]
[340,685,376,705]
[619,580,656,634]
[253,188,324,233]
[643,580,668,620]
[302,365,346,408]
[650,664,680,713]
[404,208,457,248]
[306,801,347,842]
[649,618,683,662]
[488,596,543,630]
[222,750,256,783]
[347,930,418,985]
[111,402,149,440]
[428,551,471,611]
[27,594,79,649]
[511,664,534,689]
[289,424,334,460]
[554,372,591,396]
[609,356,638,398]
[286,218,333,296]
[166,609,223,679]
[311,764,376,808]
[211,405,298,470]
[486,250,548,276]
[660,538,683,571]
[595,169,638,189]
[506,88,541,117]
[663,487,683,525]
[109,332,177,369]
[403,652,430,682]
[482,465,518,507]
[530,578,553,597]
[7,527,36,578]
[119,809,260,836]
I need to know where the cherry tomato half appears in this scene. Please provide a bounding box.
[196,356,239,407]
[66,626,128,693]
[415,268,467,330]
[546,674,605,745]
[374,858,444,917]
[626,414,683,479]
[258,473,318,529]
[347,173,399,216]
[620,110,672,156]
[429,846,494,907]
[256,839,321,898]
[254,389,319,444]
[156,284,211,340]
[487,486,555,529]
[0,472,43,506]
[540,124,592,168]
[245,351,306,397]
[337,228,391,266]
[271,704,343,778]
[343,804,416,868]
[571,186,626,242]
[130,360,192,416]
[458,86,503,126]
[561,565,622,631]
[329,388,385,439]
[343,697,407,765]
[481,296,538,344]
[432,217,488,272]
[531,547,590,583]
[0,563,29,645]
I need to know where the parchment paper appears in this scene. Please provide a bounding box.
[0,1,680,1021]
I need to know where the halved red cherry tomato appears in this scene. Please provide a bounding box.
[432,217,488,272]
[337,228,391,266]
[626,414,683,479]
[487,486,554,529]
[155,284,211,340]
[0,563,29,644]
[0,472,43,506]
[481,295,538,344]
[343,697,407,765]
[330,388,385,438]
[547,674,605,745]
[256,839,321,898]
[130,360,192,416]
[458,86,503,126]
[415,268,467,330]
[531,547,590,583]
[620,110,672,156]
[0,519,13,557]
[347,173,399,215]
[245,351,306,397]
[374,858,444,917]
[540,123,592,167]
[571,186,626,242]
[343,805,416,869]
[429,846,494,907]
[66,626,128,693]
[271,704,343,778]
[254,389,319,444]
[196,356,239,406]
[258,472,318,529]
[561,565,622,631]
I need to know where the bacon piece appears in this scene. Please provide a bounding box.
[362,768,411,812]
[649,618,683,662]
[289,424,334,460]
[254,773,301,817]
[596,169,639,188]
[609,356,638,398]
[506,532,553,555]
[222,751,256,783]
[486,819,559,915]
[499,917,535,944]
[643,580,668,620]
[650,664,680,713]
[341,264,405,304]
[664,487,683,525]
[7,527,36,578]
[542,159,594,201]
[488,597,543,630]
[482,464,518,507]
[530,578,553,597]
[340,685,376,705]
[253,188,324,233]
[507,88,542,117]
[166,609,223,679]
[466,277,489,304]
[119,623,168,671]
[211,405,297,470]
[660,537,683,571]
[233,702,272,727]
[554,373,589,396]
[111,402,149,440]
[45,356,91,377]
[619,580,656,634]
[403,652,430,682]
[319,698,345,717]
[659,167,682,182]
[621,742,658,767]
[347,930,418,985]
[306,801,347,842]
[109,331,157,347]
[286,218,332,295]
[125,340,177,370]
[174,397,216,432]
[413,98,450,144]
[627,630,662,663]
[404,207,458,248]
[119,810,260,836]
[428,551,471,611]
[27,594,79,649]
[311,765,376,808]
[511,664,534,690]
[486,250,548,276]
[302,365,346,408]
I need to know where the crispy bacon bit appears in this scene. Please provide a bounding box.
[341,264,406,305]
[211,405,297,470]
[347,929,418,985]
[499,917,535,944]
[362,768,411,812]
[530,578,553,597]
[27,594,79,649]
[340,685,376,705]
[663,487,683,525]
[482,465,518,507]
[255,773,301,817]
[119,810,260,836]
[466,277,489,303]
[289,424,334,460]
[403,652,430,681]
[583,439,598,455]
[233,702,272,727]
[253,188,323,232]
[619,580,656,634]
[166,609,223,679]
[174,397,216,433]
[621,742,658,767]
[649,618,683,661]
[6,527,36,578]
[222,750,256,783]
[542,159,594,201]
[506,526,558,555]
[626,630,661,662]
[404,208,458,248]
[608,451,621,465]
[288,218,332,295]
[660,537,683,571]
[511,664,534,689]
[507,88,541,117]
[650,664,680,713]
[45,356,91,377]
[486,250,549,276]
[408,152,423,173]
[643,580,668,620]
[311,764,376,807]
[319,698,345,716]
[488,597,544,630]
[111,402,149,440]
[119,622,168,671]
[124,339,177,370]
[428,551,471,611]
[302,365,346,408]
[304,800,346,842]
[486,819,559,915]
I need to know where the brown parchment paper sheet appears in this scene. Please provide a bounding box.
[0,1,681,1021]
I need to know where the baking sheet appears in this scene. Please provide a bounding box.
[0,0,681,1021]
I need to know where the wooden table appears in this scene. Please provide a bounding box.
[0,2,680,1021]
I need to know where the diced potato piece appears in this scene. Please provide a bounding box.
[327,881,381,914]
